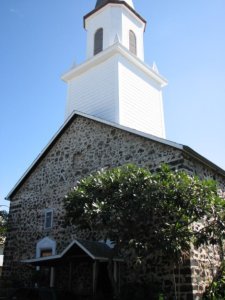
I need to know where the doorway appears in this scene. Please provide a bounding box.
[96,262,113,299]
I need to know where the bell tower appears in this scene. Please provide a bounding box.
[62,1,168,138]
[84,0,145,61]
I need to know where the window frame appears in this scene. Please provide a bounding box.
[40,249,53,257]
[94,28,103,55]
[129,30,137,55]
[44,209,53,230]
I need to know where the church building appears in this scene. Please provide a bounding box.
[3,1,225,299]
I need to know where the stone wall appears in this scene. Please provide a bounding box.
[3,114,225,299]
[182,155,224,298]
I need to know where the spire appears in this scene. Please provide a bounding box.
[63,1,166,138]
[153,62,159,74]
[95,0,134,9]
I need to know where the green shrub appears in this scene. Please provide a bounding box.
[119,282,164,300]
[203,262,225,299]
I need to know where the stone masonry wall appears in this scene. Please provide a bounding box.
[3,115,225,299]
[182,155,225,299]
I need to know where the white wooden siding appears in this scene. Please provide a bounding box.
[85,4,145,61]
[65,57,118,122]
[118,57,165,138]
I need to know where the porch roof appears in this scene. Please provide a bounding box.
[21,239,123,266]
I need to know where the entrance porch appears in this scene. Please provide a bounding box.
[22,239,123,299]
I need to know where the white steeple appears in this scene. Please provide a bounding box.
[62,1,168,138]
[84,0,146,61]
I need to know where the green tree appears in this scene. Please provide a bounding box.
[64,164,225,294]
[0,210,8,243]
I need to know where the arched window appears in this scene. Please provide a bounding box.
[129,30,137,55]
[94,28,103,55]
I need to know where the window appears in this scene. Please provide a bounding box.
[41,249,52,257]
[129,30,137,55]
[94,28,103,55]
[44,209,53,229]
[36,237,56,258]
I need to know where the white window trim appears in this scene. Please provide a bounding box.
[129,29,137,55]
[36,237,56,258]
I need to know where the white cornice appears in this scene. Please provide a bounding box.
[84,3,146,30]
[61,43,168,88]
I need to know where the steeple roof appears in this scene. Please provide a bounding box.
[95,0,134,9]
[84,0,145,29]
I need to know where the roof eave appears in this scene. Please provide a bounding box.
[6,111,225,200]
[183,145,225,178]
[21,239,123,266]
[83,1,146,31]
[5,111,183,200]
[62,43,168,88]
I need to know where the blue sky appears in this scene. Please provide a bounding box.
[1,0,225,208]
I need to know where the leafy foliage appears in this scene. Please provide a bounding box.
[203,261,225,299]
[0,210,8,243]
[119,282,164,300]
[64,164,225,282]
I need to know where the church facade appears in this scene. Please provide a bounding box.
[3,1,225,299]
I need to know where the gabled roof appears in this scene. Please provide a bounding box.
[6,110,225,200]
[21,239,122,266]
